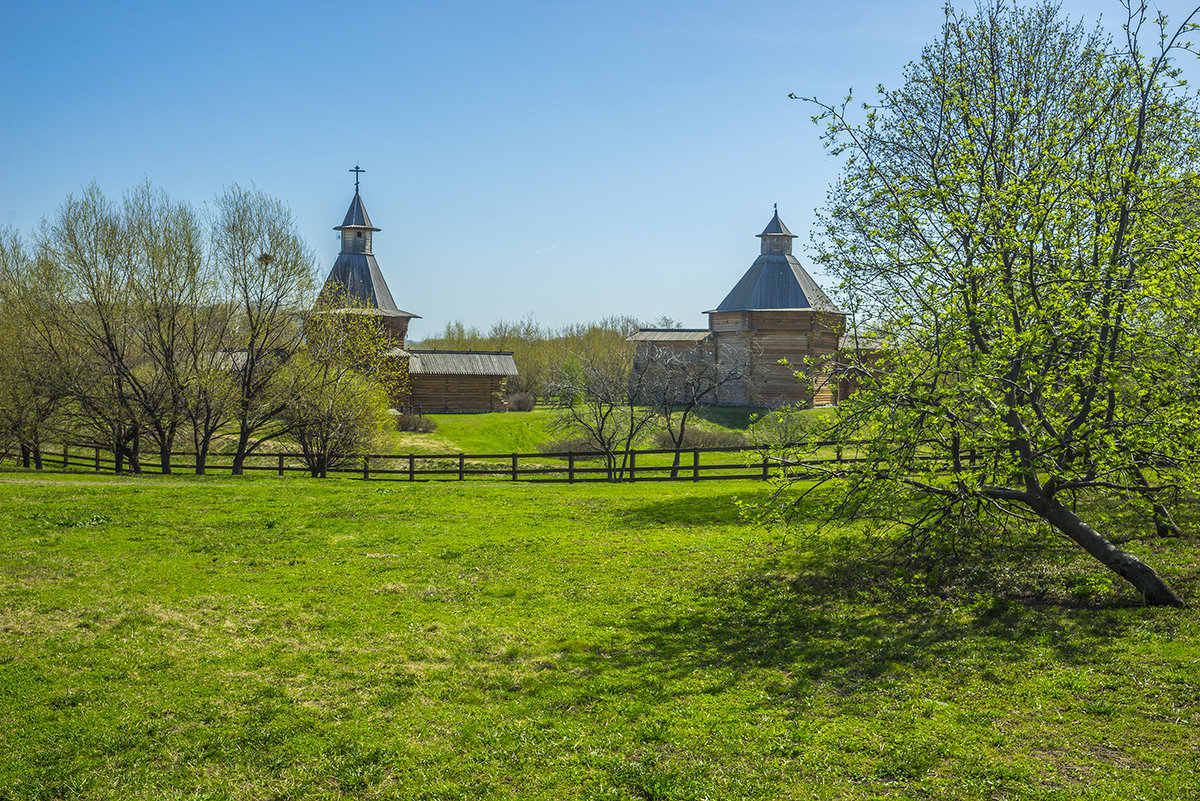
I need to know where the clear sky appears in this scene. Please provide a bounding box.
[2,1,1196,338]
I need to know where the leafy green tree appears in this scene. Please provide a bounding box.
[796,1,1200,606]
[283,306,403,477]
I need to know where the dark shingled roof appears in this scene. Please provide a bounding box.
[711,211,840,313]
[320,252,414,314]
[712,254,840,312]
[320,191,410,314]
[758,209,795,238]
[335,192,379,231]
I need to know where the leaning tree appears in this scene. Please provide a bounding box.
[794,1,1200,606]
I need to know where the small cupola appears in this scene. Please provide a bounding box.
[334,165,381,255]
[757,204,796,255]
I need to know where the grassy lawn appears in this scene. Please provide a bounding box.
[1,471,1197,799]
[388,410,562,455]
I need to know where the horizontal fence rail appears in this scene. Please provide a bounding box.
[1,441,900,484]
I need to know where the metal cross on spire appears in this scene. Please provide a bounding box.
[350,164,365,192]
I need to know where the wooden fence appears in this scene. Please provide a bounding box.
[6,442,873,483]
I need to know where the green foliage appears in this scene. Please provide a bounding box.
[418,314,641,400]
[798,1,1200,604]
[0,474,1198,799]
[652,427,748,449]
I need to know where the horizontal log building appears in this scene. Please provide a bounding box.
[318,174,517,412]
[631,208,850,407]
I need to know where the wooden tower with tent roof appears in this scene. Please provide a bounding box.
[317,167,517,412]
[631,207,847,407]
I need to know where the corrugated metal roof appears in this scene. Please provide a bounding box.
[336,192,379,230]
[712,252,841,313]
[406,350,519,376]
[629,329,711,342]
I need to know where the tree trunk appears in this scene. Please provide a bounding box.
[232,429,250,476]
[159,440,172,475]
[33,446,42,471]
[195,439,209,475]
[1130,462,1181,537]
[129,432,142,475]
[1032,495,1186,607]
[21,445,30,469]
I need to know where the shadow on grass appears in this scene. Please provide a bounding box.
[564,559,1150,711]
[616,487,769,527]
[579,489,1170,706]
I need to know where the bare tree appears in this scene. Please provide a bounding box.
[35,183,147,471]
[211,186,316,475]
[636,343,754,477]
[0,227,67,468]
[550,345,657,481]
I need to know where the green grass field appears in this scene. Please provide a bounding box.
[1,470,1198,800]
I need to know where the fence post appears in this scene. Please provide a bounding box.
[629,451,636,482]
[511,453,518,481]
[94,447,101,472]
[408,454,415,481]
[278,454,285,476]
[63,444,69,470]
[762,451,770,480]
[568,453,575,484]
[458,454,465,480]
[693,448,700,481]
[363,456,370,480]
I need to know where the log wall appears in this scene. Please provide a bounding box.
[405,374,507,413]
[709,308,846,407]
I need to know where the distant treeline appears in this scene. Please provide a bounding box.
[418,314,683,400]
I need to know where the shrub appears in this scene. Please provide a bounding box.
[396,412,437,433]
[506,393,536,412]
[654,429,748,449]
[538,436,600,454]
[749,405,825,448]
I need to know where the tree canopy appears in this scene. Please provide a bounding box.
[799,1,1200,606]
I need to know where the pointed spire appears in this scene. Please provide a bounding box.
[335,193,380,232]
[335,166,380,231]
[758,206,795,238]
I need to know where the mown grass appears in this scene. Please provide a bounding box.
[0,472,1197,799]
[387,409,562,455]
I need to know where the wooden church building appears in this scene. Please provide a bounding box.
[631,208,848,407]
[318,172,517,412]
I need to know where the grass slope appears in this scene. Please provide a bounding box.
[0,473,1197,799]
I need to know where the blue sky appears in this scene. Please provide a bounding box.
[2,1,1196,337]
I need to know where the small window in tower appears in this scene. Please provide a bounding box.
[357,231,362,238]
